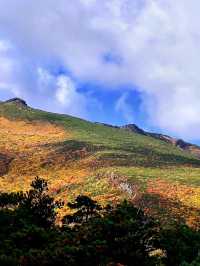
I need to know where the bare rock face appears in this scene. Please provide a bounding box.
[4,98,28,107]
[121,124,146,135]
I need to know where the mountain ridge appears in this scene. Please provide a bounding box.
[96,122,200,158]
[2,97,200,158]
[122,124,200,158]
[0,98,200,225]
[4,97,28,107]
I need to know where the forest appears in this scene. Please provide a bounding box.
[0,177,200,266]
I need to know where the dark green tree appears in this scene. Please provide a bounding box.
[62,199,160,266]
[1,176,200,266]
[62,195,102,225]
[17,176,63,228]
[0,191,23,208]
[159,223,200,266]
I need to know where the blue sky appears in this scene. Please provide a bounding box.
[0,0,200,142]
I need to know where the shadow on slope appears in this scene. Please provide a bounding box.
[136,193,200,229]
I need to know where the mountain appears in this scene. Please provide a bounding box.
[95,122,200,158]
[0,98,200,225]
[121,124,200,158]
[4,97,28,107]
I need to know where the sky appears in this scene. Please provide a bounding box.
[0,0,200,142]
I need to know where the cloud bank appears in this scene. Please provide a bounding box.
[0,0,200,139]
[115,93,135,123]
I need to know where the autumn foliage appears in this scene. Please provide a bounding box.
[1,177,200,266]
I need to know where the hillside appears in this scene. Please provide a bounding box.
[0,98,200,225]
[122,124,200,158]
[96,122,200,158]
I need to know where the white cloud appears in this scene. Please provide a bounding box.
[115,93,134,123]
[0,43,89,116]
[0,40,22,96]
[36,68,88,117]
[0,0,200,139]
[55,75,87,115]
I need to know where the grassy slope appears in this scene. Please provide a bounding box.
[0,101,200,225]
[0,102,199,164]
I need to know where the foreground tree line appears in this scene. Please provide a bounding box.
[0,177,200,266]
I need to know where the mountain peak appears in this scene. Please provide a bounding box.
[121,124,146,135]
[4,98,28,107]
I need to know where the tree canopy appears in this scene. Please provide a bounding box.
[0,177,199,266]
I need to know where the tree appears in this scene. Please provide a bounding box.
[63,199,160,266]
[1,176,200,266]
[62,195,102,225]
[17,176,63,228]
[159,223,200,266]
[0,191,23,208]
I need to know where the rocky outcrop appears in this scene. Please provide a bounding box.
[4,98,28,107]
[96,121,200,158]
[122,124,200,158]
[121,124,146,135]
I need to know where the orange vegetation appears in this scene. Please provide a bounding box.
[0,117,70,151]
[0,117,108,212]
[140,178,200,228]
[1,117,200,225]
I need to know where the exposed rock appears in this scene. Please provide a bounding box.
[4,98,28,107]
[96,121,200,158]
[121,124,146,135]
[175,139,190,149]
[122,124,200,158]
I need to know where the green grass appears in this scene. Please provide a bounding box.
[97,166,200,187]
[1,101,200,168]
[2,101,200,221]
